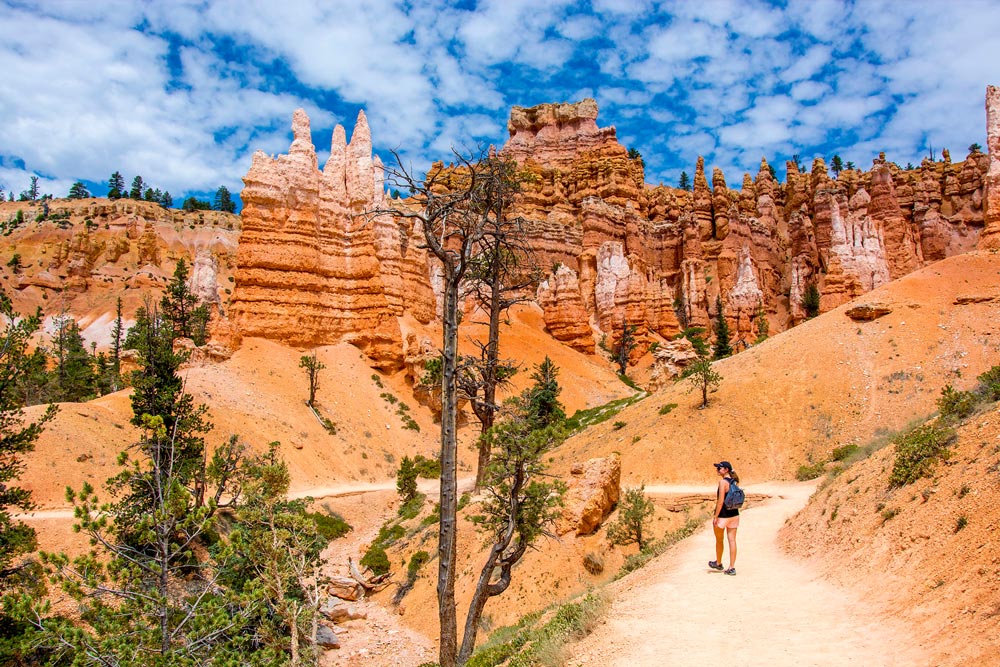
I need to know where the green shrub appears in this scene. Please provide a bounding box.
[889,423,955,488]
[937,384,977,421]
[397,456,419,502]
[411,454,441,479]
[371,373,384,388]
[407,550,430,581]
[375,523,406,545]
[658,403,677,416]
[976,365,1000,401]
[457,492,471,511]
[398,494,424,520]
[795,460,826,481]
[831,444,859,462]
[308,510,352,540]
[880,506,901,523]
[612,420,626,430]
[360,544,390,576]
[380,391,398,404]
[954,515,968,532]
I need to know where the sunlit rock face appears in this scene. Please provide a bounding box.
[231,109,434,369]
[981,85,1000,251]
[231,93,990,366]
[502,98,988,347]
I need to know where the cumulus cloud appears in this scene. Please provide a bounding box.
[1,0,998,200]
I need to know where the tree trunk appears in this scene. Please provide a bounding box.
[474,262,503,489]
[438,270,460,667]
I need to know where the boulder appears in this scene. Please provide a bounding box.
[845,303,892,321]
[557,453,621,536]
[316,624,340,650]
[328,576,364,602]
[320,599,367,624]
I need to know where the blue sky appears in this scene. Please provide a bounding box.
[1,0,999,208]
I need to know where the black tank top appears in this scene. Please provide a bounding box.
[718,478,739,518]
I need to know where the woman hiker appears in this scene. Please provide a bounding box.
[708,460,739,576]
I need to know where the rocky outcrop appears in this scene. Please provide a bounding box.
[231,109,432,369]
[557,453,621,536]
[981,85,1000,250]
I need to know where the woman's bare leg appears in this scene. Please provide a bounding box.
[714,524,724,563]
[726,526,738,568]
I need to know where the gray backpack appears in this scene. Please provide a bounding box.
[723,479,745,510]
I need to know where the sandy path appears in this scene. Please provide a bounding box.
[566,481,927,667]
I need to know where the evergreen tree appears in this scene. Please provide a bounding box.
[161,191,173,208]
[160,259,199,340]
[26,177,39,202]
[182,196,211,212]
[109,297,124,391]
[686,357,722,408]
[0,292,57,579]
[753,301,769,344]
[68,181,91,199]
[214,185,236,213]
[802,283,821,319]
[299,351,325,407]
[129,175,145,199]
[606,485,655,550]
[830,154,844,177]
[143,186,156,201]
[845,161,856,171]
[121,303,210,514]
[396,456,419,503]
[678,170,691,190]
[969,143,983,153]
[614,322,638,376]
[523,356,565,428]
[50,316,96,402]
[107,171,125,199]
[712,295,732,359]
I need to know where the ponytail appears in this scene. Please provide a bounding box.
[729,470,740,484]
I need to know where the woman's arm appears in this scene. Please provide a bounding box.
[712,478,729,526]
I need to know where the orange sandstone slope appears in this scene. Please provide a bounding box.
[551,250,1000,486]
[20,307,629,512]
[781,402,1000,667]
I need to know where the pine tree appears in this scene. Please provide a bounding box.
[523,356,565,428]
[299,351,325,407]
[161,191,173,208]
[831,155,844,177]
[214,185,236,213]
[753,302,769,344]
[129,175,145,200]
[0,292,57,579]
[686,357,722,408]
[50,316,96,402]
[607,485,655,549]
[678,170,691,190]
[26,177,39,202]
[160,259,199,339]
[713,295,732,359]
[68,181,91,199]
[614,322,638,376]
[107,171,125,199]
[109,297,124,391]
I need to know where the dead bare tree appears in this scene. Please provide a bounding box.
[372,149,490,667]
[461,155,539,488]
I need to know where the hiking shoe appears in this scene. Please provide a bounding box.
[708,560,724,570]
[724,567,736,576]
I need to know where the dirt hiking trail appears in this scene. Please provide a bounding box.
[567,482,930,667]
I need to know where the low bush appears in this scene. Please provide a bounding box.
[937,384,977,422]
[307,510,352,541]
[977,365,1000,401]
[360,544,390,576]
[413,454,441,479]
[889,422,955,488]
[658,403,677,416]
[795,461,826,481]
[831,444,859,461]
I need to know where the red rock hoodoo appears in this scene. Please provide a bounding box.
[230,94,992,369]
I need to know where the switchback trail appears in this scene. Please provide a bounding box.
[566,481,928,667]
